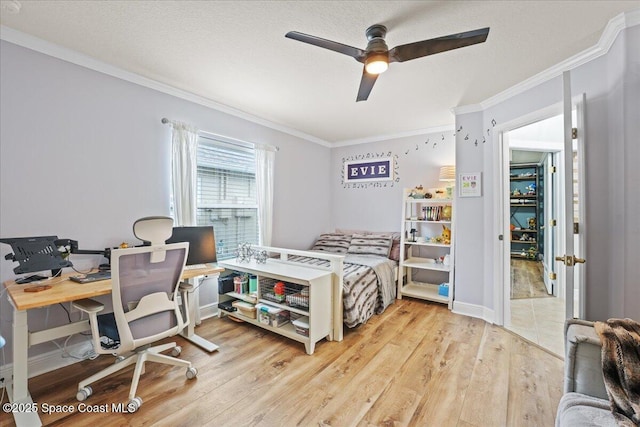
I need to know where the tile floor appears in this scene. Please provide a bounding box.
[509,296,565,357]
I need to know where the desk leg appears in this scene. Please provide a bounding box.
[7,307,43,426]
[179,276,219,353]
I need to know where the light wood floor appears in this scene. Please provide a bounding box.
[2,299,564,426]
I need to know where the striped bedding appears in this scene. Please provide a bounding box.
[287,254,397,328]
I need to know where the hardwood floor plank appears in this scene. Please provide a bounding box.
[409,339,476,426]
[458,325,511,426]
[1,299,565,427]
[506,344,558,427]
[357,307,446,426]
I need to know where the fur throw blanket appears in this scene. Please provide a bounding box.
[594,318,640,426]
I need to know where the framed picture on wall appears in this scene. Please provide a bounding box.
[344,157,394,183]
[459,172,482,197]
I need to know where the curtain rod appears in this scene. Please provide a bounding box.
[161,117,279,152]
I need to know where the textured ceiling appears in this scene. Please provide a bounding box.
[1,1,638,144]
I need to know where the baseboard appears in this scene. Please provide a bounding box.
[0,340,93,382]
[199,303,219,321]
[452,301,495,324]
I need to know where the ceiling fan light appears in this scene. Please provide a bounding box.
[365,54,388,74]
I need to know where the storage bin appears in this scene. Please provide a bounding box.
[255,303,290,327]
[234,275,249,294]
[218,274,236,294]
[438,283,449,297]
[292,316,310,337]
[232,300,256,318]
[286,291,309,309]
[260,277,305,304]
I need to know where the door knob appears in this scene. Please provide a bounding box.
[555,255,586,266]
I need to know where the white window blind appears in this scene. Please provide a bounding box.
[196,136,258,259]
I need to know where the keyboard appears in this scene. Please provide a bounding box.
[70,271,111,284]
[184,264,208,270]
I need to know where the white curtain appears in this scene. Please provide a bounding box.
[170,121,198,226]
[255,145,275,246]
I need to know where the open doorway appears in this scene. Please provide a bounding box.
[503,113,571,356]
[494,93,586,358]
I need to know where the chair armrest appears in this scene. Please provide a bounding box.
[179,282,194,292]
[72,298,105,314]
[564,319,608,400]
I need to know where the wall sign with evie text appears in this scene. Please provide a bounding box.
[459,172,482,197]
[342,153,399,189]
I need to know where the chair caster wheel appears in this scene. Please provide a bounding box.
[76,386,92,402]
[186,366,198,379]
[171,346,182,357]
[127,396,143,413]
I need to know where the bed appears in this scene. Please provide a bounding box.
[258,231,399,340]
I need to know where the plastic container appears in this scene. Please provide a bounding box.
[292,316,310,337]
[234,275,249,294]
[438,283,449,297]
[255,303,290,327]
[232,300,256,318]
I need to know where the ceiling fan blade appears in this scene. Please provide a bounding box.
[286,31,366,61]
[389,27,490,63]
[356,68,378,102]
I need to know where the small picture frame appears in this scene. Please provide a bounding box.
[459,172,482,197]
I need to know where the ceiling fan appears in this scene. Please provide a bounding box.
[285,25,490,102]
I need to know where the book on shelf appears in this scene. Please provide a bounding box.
[420,206,444,221]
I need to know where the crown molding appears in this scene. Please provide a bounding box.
[0,25,331,148]
[3,8,638,149]
[332,124,455,147]
[453,9,639,115]
[451,103,483,116]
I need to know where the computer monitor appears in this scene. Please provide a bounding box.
[166,226,217,266]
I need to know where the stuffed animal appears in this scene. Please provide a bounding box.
[441,225,451,245]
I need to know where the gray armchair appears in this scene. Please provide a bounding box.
[556,319,616,427]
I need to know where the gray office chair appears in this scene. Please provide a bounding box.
[73,216,197,413]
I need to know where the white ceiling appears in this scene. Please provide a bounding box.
[1,1,638,144]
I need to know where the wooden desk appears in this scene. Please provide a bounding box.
[4,265,221,310]
[3,264,223,427]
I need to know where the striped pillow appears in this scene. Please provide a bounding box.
[311,233,352,253]
[347,234,393,257]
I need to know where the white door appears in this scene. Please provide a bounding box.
[558,71,585,320]
[542,152,557,295]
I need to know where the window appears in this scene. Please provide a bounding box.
[196,135,258,259]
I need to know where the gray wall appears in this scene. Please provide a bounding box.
[330,131,455,233]
[0,40,331,362]
[453,24,640,321]
[1,22,637,369]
